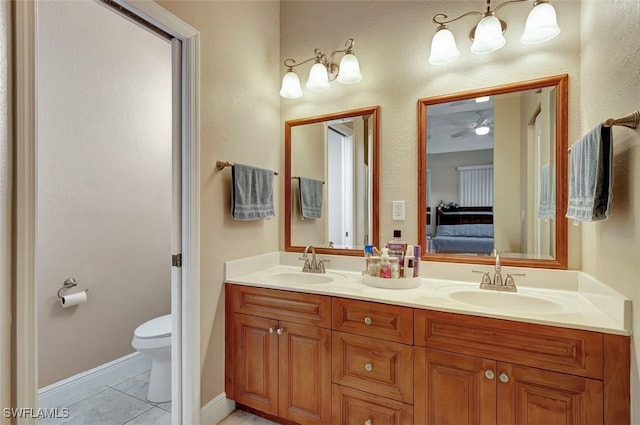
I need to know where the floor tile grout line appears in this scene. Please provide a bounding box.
[109,386,157,408]
[121,404,156,425]
[63,385,112,409]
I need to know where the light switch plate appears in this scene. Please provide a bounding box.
[393,200,405,221]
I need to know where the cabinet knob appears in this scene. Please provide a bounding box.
[499,372,509,383]
[276,328,285,335]
[364,317,372,325]
[364,363,373,372]
[484,370,495,380]
[365,420,372,425]
[268,327,275,334]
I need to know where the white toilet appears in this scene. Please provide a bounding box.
[131,314,171,403]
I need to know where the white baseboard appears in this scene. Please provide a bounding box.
[38,351,151,409]
[200,393,236,425]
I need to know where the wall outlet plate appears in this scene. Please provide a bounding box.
[393,200,405,221]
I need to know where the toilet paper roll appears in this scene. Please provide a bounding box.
[60,291,87,308]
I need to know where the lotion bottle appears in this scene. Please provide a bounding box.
[403,244,415,278]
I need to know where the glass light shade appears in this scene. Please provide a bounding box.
[336,53,363,84]
[470,15,506,54]
[306,62,330,92]
[475,125,491,136]
[428,27,460,65]
[520,2,561,44]
[279,71,303,99]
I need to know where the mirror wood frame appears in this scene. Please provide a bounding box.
[285,106,380,256]
[418,75,569,269]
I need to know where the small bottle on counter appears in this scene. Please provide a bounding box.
[389,257,400,279]
[387,230,407,276]
[367,256,381,277]
[379,248,391,278]
[364,245,374,271]
[403,245,415,278]
[413,245,421,277]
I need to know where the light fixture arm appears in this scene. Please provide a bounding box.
[282,39,355,80]
[433,0,532,26]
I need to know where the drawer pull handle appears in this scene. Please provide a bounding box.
[276,328,285,335]
[499,372,509,383]
[365,420,372,425]
[268,327,275,334]
[364,363,373,372]
[484,370,495,380]
[364,317,373,325]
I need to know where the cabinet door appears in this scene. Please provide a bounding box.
[415,348,496,425]
[497,363,603,425]
[279,321,332,425]
[233,314,279,415]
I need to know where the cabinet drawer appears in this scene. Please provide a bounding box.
[229,284,331,328]
[332,384,413,425]
[332,331,413,403]
[332,297,413,344]
[415,309,604,379]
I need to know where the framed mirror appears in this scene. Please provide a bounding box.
[285,106,380,256]
[418,75,568,269]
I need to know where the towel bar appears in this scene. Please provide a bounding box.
[216,160,278,175]
[602,110,639,129]
[568,110,639,152]
[292,176,325,184]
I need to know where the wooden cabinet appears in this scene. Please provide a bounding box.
[413,309,628,425]
[227,284,332,425]
[414,348,603,425]
[332,385,413,425]
[226,284,630,425]
[331,298,415,424]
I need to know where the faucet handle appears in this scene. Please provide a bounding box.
[502,273,520,292]
[301,259,312,273]
[473,270,494,289]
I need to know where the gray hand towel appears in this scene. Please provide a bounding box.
[537,163,556,220]
[566,124,613,222]
[298,177,323,219]
[232,164,275,220]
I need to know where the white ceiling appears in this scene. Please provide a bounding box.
[427,97,495,154]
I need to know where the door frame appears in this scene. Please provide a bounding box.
[13,1,201,424]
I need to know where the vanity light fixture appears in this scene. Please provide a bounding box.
[279,38,363,99]
[428,0,560,65]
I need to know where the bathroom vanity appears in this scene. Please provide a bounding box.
[224,253,631,425]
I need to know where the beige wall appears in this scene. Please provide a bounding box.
[427,149,494,210]
[494,96,521,253]
[280,1,582,264]
[154,0,281,406]
[579,0,640,421]
[36,0,172,387]
[291,123,327,246]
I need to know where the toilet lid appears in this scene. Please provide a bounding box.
[134,314,172,339]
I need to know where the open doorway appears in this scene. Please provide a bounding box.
[13,1,201,423]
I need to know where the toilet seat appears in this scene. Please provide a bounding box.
[134,314,171,339]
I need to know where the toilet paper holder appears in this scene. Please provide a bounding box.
[57,277,89,299]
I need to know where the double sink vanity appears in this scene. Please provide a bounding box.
[224,251,631,425]
[225,73,631,424]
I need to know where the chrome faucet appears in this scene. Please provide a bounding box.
[473,252,524,292]
[300,245,329,273]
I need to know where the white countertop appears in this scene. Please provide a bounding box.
[225,252,632,336]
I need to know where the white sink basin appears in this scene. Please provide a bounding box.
[438,286,566,314]
[267,272,334,285]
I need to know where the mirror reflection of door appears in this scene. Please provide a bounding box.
[327,124,354,248]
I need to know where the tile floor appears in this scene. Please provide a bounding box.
[218,410,280,425]
[39,369,171,425]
